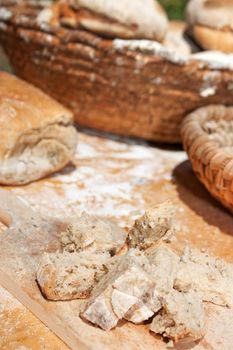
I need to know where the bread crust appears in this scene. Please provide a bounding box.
[0,72,78,185]
[127,201,176,250]
[186,0,233,31]
[60,212,127,255]
[186,0,233,52]
[37,251,111,301]
[163,21,200,55]
[192,24,233,53]
[40,0,168,42]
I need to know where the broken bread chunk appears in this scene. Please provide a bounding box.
[112,263,162,324]
[81,249,163,330]
[60,212,126,255]
[83,284,119,331]
[174,247,233,307]
[37,251,111,301]
[146,244,180,293]
[36,206,232,344]
[150,290,205,342]
[127,201,176,250]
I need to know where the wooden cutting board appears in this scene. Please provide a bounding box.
[0,132,233,350]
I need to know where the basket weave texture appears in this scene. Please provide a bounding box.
[181,105,233,213]
[0,1,233,143]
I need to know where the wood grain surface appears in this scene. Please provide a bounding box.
[0,132,232,350]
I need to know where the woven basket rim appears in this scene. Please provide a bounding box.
[1,1,233,71]
[181,105,233,175]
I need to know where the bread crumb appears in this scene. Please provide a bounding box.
[174,247,233,307]
[82,249,162,329]
[37,251,111,300]
[146,244,180,293]
[150,290,205,342]
[60,212,126,255]
[127,201,176,250]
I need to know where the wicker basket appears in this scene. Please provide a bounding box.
[181,105,233,213]
[0,1,233,143]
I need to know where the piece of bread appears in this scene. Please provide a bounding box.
[82,243,207,340]
[81,249,162,330]
[163,21,200,55]
[174,246,233,307]
[127,201,176,250]
[150,290,205,343]
[38,0,168,42]
[0,72,78,185]
[186,0,233,52]
[36,251,112,301]
[37,211,127,301]
[60,212,126,255]
[146,244,180,293]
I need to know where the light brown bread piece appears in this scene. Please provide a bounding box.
[174,247,233,307]
[150,290,205,342]
[163,21,200,55]
[112,263,162,324]
[36,251,111,301]
[187,0,233,31]
[186,0,233,52]
[146,244,180,293]
[192,25,233,52]
[0,72,77,185]
[38,0,168,42]
[60,212,126,255]
[127,201,176,250]
[81,249,162,330]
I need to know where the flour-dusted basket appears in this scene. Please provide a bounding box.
[0,1,233,143]
[181,105,233,213]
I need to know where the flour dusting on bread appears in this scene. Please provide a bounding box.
[127,200,176,249]
[0,72,78,185]
[36,201,233,343]
[60,212,126,255]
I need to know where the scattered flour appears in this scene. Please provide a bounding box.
[0,8,12,21]
[10,133,186,226]
[113,39,188,65]
[36,8,53,26]
[113,39,233,72]
[0,286,22,311]
[199,86,217,98]
[192,51,233,71]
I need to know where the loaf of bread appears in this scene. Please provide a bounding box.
[0,72,77,185]
[38,0,168,42]
[186,0,233,52]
